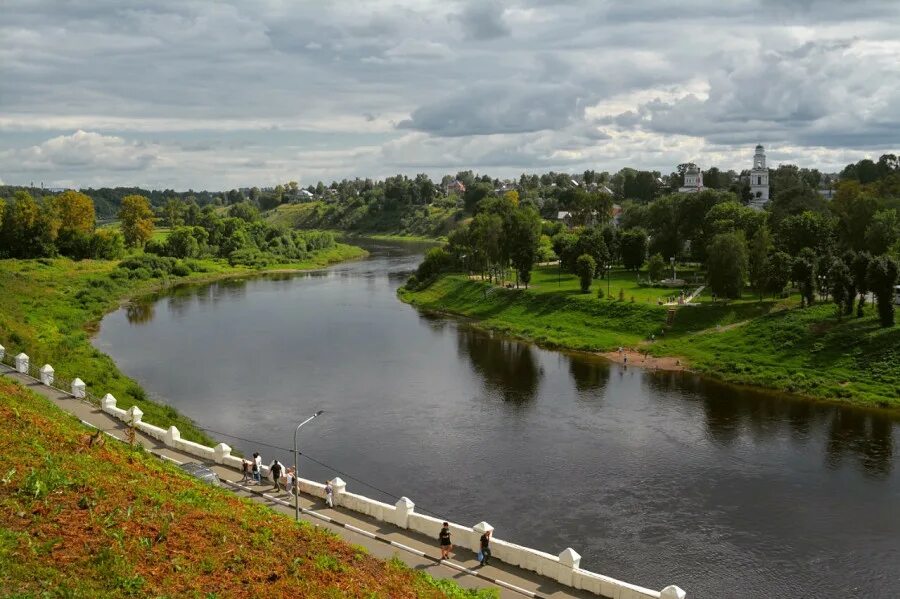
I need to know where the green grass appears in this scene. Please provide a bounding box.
[0,244,367,445]
[0,377,494,598]
[527,264,701,303]
[401,274,900,409]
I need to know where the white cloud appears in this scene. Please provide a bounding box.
[0,0,897,188]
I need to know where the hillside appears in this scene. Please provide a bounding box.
[266,202,464,239]
[0,377,489,597]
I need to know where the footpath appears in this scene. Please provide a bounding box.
[0,364,600,599]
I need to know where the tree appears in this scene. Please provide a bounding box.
[576,227,609,277]
[792,250,817,307]
[118,195,155,248]
[776,211,834,256]
[706,232,748,299]
[576,254,596,293]
[830,182,877,251]
[49,190,95,236]
[620,228,648,271]
[0,191,57,257]
[829,259,852,319]
[748,226,772,299]
[647,253,666,282]
[228,201,260,222]
[865,209,899,255]
[165,227,200,258]
[867,255,899,327]
[164,198,184,227]
[765,251,792,297]
[507,207,541,288]
[552,231,580,273]
[850,251,872,317]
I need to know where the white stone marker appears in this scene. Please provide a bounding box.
[101,393,117,411]
[0,344,5,361]
[213,443,232,464]
[394,497,415,528]
[71,378,86,398]
[660,585,687,599]
[127,405,143,424]
[165,426,181,446]
[329,477,346,506]
[558,547,581,586]
[15,353,29,374]
[39,364,54,386]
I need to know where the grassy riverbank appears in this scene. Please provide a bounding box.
[266,202,462,240]
[400,273,900,409]
[0,243,367,445]
[0,377,494,598]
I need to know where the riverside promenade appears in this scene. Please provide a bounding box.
[0,363,618,599]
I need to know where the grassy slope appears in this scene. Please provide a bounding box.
[0,378,495,598]
[0,244,366,445]
[401,273,900,409]
[266,202,462,240]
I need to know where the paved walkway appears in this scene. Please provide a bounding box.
[0,365,600,599]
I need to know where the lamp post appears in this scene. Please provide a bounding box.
[294,410,324,521]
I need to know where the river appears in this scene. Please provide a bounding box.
[93,240,900,598]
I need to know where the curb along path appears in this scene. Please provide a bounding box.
[0,364,603,599]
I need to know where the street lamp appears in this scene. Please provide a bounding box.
[294,410,324,521]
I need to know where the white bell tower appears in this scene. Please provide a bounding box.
[749,144,769,210]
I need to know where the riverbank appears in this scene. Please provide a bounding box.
[0,376,494,598]
[0,243,367,445]
[265,202,461,240]
[400,275,900,410]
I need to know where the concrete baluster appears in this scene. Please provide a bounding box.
[557,547,581,586]
[127,405,143,424]
[329,477,346,506]
[71,378,86,398]
[101,393,117,411]
[393,497,414,529]
[213,443,232,464]
[39,364,54,386]
[165,426,181,446]
[660,585,686,599]
[15,353,29,374]
[0,344,5,361]
[472,521,494,554]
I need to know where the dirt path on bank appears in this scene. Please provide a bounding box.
[599,348,688,372]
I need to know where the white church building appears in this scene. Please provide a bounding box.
[748,144,770,210]
[677,165,704,193]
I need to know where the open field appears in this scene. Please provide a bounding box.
[401,274,900,409]
[0,377,493,598]
[0,244,367,445]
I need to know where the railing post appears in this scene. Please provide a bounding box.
[127,405,143,424]
[660,585,686,599]
[394,497,415,528]
[101,393,117,412]
[15,353,29,374]
[329,477,346,506]
[165,426,181,446]
[558,547,581,586]
[471,521,494,554]
[71,378,86,398]
[213,443,232,464]
[0,344,5,362]
[39,364,54,386]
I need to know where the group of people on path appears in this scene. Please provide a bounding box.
[438,522,492,567]
[240,453,334,507]
[240,453,491,567]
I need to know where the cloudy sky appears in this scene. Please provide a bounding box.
[1,0,898,190]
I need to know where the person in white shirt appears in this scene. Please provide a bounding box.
[252,452,262,485]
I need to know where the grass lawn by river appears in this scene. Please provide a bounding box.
[0,243,366,445]
[401,275,900,409]
[0,377,494,598]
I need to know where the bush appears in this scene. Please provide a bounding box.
[171,262,191,277]
[596,287,604,299]
[228,248,274,268]
[576,254,596,293]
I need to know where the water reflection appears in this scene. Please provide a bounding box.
[648,371,895,477]
[826,409,894,478]
[456,327,542,403]
[567,354,611,393]
[125,301,155,325]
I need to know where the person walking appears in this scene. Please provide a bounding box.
[240,458,252,483]
[478,530,492,566]
[324,481,334,508]
[270,459,283,492]
[438,522,452,560]
[252,452,262,485]
[285,467,295,496]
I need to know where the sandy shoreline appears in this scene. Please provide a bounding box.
[599,348,688,372]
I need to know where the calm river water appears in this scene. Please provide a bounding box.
[94,240,900,598]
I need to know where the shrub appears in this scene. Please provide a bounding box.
[171,262,191,277]
[575,254,595,293]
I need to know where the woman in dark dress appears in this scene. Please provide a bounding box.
[439,522,452,560]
